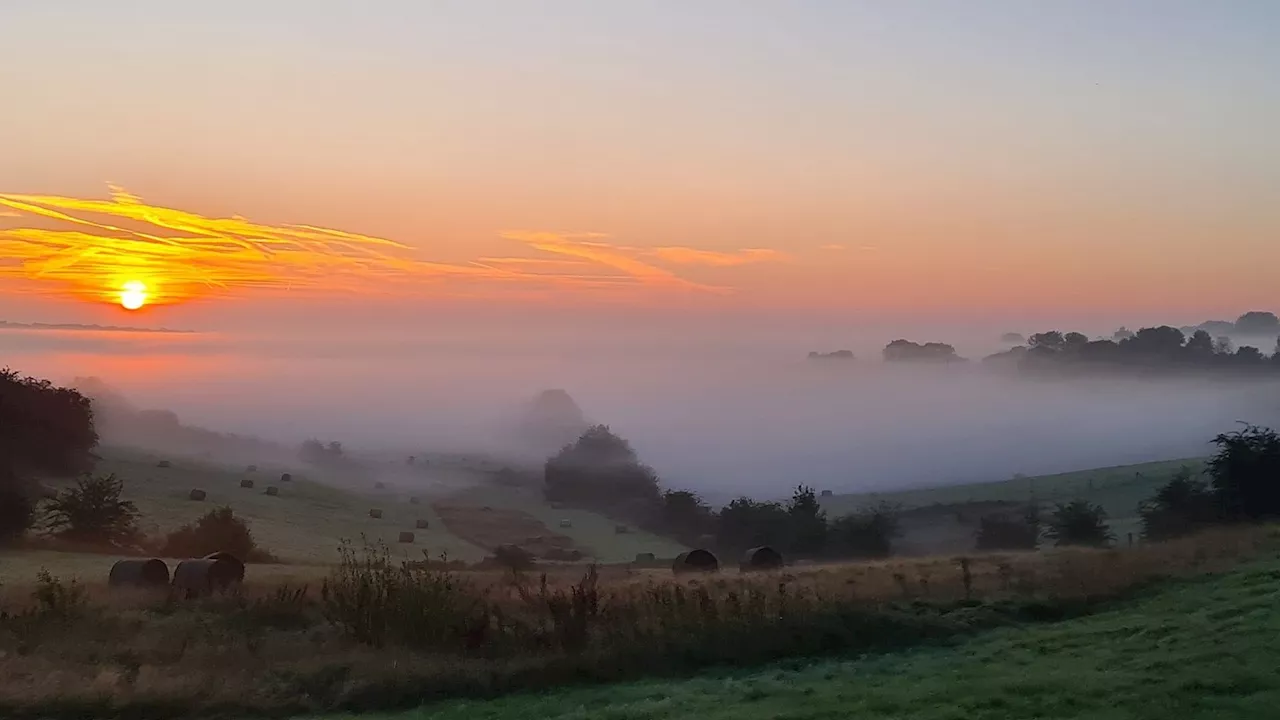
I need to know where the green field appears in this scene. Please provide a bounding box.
[329,554,1280,720]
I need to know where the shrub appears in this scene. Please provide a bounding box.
[1207,424,1280,521]
[160,506,274,562]
[1140,467,1218,541]
[493,544,536,573]
[976,505,1040,550]
[785,485,828,557]
[544,425,660,510]
[828,503,901,558]
[1044,500,1113,548]
[43,473,140,546]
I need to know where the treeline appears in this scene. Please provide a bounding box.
[984,326,1280,374]
[546,422,1280,559]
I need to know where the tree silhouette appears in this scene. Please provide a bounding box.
[1207,424,1280,521]
[716,497,790,552]
[882,339,961,363]
[44,473,140,546]
[1044,500,1113,548]
[1139,467,1217,541]
[828,503,900,558]
[1235,311,1280,335]
[544,425,660,509]
[785,485,828,556]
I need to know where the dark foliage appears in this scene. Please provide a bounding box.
[0,368,98,479]
[43,474,140,546]
[975,505,1040,550]
[1207,424,1280,521]
[161,506,273,562]
[882,339,962,363]
[1139,467,1218,541]
[828,503,901,558]
[543,425,660,510]
[492,544,536,573]
[785,485,828,557]
[716,497,791,552]
[655,489,716,544]
[1044,500,1113,548]
[0,469,35,545]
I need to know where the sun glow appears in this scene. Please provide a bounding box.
[119,281,148,311]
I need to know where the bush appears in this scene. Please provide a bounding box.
[160,506,273,562]
[43,474,140,546]
[1044,500,1113,548]
[493,544,536,573]
[1140,467,1218,541]
[975,505,1040,550]
[717,497,790,552]
[544,425,660,511]
[1207,424,1280,521]
[828,503,901,558]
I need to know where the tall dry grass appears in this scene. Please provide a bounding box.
[0,524,1275,719]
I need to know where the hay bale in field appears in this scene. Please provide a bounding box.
[172,558,240,599]
[202,551,246,584]
[739,545,784,572]
[398,531,415,543]
[672,548,719,574]
[415,518,429,529]
[264,486,279,496]
[239,478,254,489]
[369,508,383,519]
[108,558,170,588]
[188,489,207,501]
[634,552,656,564]
[615,524,630,534]
[820,489,833,497]
[280,472,292,482]
[157,460,172,468]
[408,496,421,505]
[559,519,573,528]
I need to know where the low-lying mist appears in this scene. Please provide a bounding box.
[8,323,1279,503]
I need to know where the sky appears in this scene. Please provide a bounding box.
[1,0,1278,331]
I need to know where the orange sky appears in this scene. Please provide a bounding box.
[1,3,1276,327]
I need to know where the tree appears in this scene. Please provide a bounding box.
[1139,467,1217,542]
[1185,329,1215,358]
[716,497,790,552]
[0,467,35,545]
[1213,336,1235,355]
[1044,500,1113,547]
[544,425,660,510]
[1063,332,1089,348]
[1235,311,1280,336]
[1119,326,1185,359]
[658,490,715,542]
[0,368,98,479]
[828,503,900,559]
[44,474,140,546]
[1112,327,1135,342]
[1206,424,1280,521]
[975,505,1040,551]
[785,485,828,556]
[882,339,961,363]
[1028,331,1065,351]
[161,506,267,561]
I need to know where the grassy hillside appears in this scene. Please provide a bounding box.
[341,553,1280,720]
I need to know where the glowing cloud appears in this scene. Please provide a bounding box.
[0,188,762,307]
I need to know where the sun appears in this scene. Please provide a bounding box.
[119,281,148,311]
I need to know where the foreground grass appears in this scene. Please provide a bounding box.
[341,554,1280,720]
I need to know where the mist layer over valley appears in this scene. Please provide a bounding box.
[6,320,1278,502]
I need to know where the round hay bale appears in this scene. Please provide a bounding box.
[264,486,279,496]
[634,552,656,564]
[157,460,172,468]
[558,519,572,528]
[415,518,429,529]
[173,558,240,599]
[108,558,170,588]
[398,531,415,543]
[672,548,719,575]
[202,551,247,584]
[739,545,784,572]
[408,496,421,505]
[239,478,254,489]
[280,472,292,482]
[188,489,207,501]
[369,508,383,519]
[820,489,833,497]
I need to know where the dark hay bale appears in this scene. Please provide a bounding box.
[188,489,207,501]
[398,531,415,543]
[408,496,421,505]
[157,460,172,468]
[559,519,573,528]
[246,465,257,472]
[820,489,833,497]
[202,551,247,583]
[415,519,429,529]
[280,473,292,482]
[264,486,279,497]
[108,558,170,588]
[172,558,240,599]
[634,552,656,564]
[615,524,630,534]
[239,478,254,489]
[673,548,719,575]
[739,545,785,572]
[369,509,383,519]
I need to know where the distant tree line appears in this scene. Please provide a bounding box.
[984,325,1280,374]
